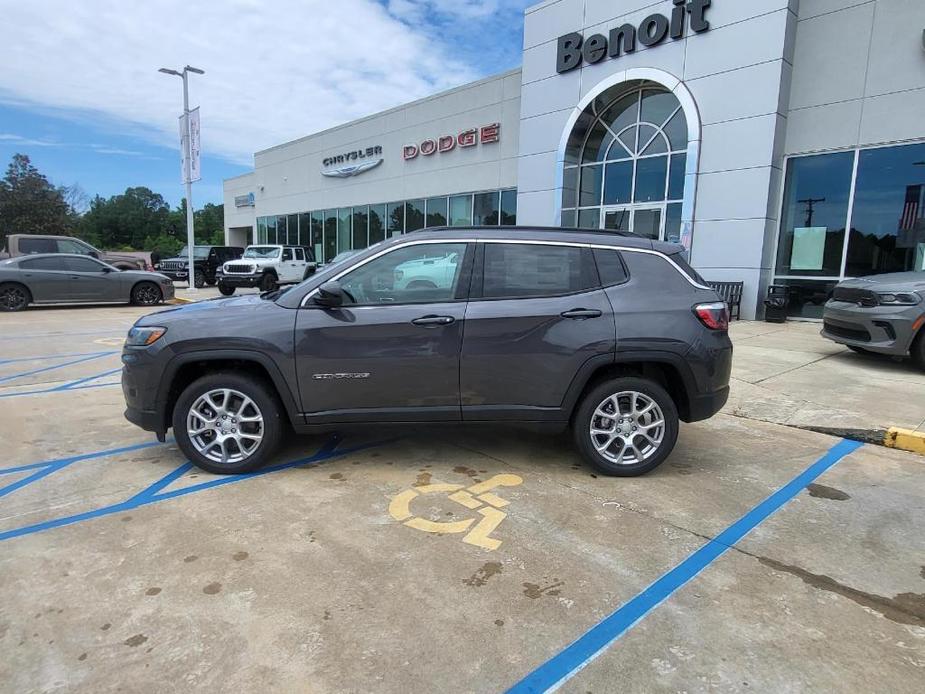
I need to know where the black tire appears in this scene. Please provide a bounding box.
[130,281,163,306]
[205,278,217,287]
[193,269,206,289]
[172,372,284,475]
[573,377,679,477]
[912,330,925,371]
[218,283,236,296]
[0,282,31,312]
[260,273,278,292]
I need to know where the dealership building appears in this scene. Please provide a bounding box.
[224,0,925,319]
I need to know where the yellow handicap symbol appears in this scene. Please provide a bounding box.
[388,474,523,551]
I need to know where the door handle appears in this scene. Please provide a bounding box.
[412,315,455,326]
[561,308,603,319]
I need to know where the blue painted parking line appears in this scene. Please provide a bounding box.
[0,351,115,384]
[0,350,115,366]
[0,366,123,398]
[51,367,123,391]
[0,440,167,498]
[506,438,865,694]
[0,435,389,543]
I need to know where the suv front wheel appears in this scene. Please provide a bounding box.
[573,377,679,476]
[173,373,283,474]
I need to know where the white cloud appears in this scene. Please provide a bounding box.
[0,133,59,147]
[0,0,482,165]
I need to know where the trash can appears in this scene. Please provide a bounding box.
[764,285,789,323]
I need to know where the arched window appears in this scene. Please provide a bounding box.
[562,84,688,241]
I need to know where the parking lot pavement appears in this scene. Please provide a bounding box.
[728,320,925,433]
[1,307,923,693]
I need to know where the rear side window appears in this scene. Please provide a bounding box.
[482,243,596,299]
[19,238,57,254]
[669,251,706,285]
[593,249,629,286]
[294,247,305,261]
[65,257,106,272]
[21,256,67,271]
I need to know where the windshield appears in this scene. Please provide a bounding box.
[243,246,281,259]
[177,246,211,259]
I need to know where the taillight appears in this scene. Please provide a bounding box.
[694,302,729,331]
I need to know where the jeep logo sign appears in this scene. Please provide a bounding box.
[556,0,712,74]
[403,124,500,160]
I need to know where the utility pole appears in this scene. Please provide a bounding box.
[159,65,204,290]
[798,197,826,228]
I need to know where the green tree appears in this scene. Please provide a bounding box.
[78,187,172,250]
[168,199,226,246]
[0,154,74,247]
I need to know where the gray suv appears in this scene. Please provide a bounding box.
[122,228,732,477]
[822,271,925,369]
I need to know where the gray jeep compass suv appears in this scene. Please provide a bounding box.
[122,228,732,477]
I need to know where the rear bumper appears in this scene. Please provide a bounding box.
[686,386,730,423]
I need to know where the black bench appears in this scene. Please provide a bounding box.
[707,281,744,321]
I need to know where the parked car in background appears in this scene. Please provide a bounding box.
[155,245,243,288]
[2,234,148,270]
[122,226,732,477]
[217,245,316,295]
[822,271,925,369]
[0,254,174,311]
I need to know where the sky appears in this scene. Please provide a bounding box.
[0,0,531,209]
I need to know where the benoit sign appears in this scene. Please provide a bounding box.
[556,0,712,74]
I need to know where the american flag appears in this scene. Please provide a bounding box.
[900,185,924,231]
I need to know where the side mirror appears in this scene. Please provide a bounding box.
[314,280,345,308]
[101,266,114,273]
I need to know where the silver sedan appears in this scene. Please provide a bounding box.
[0,253,175,312]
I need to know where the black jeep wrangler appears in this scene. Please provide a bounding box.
[155,246,244,288]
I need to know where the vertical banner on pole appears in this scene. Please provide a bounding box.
[178,113,190,184]
[188,107,201,182]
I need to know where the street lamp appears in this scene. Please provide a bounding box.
[159,65,204,290]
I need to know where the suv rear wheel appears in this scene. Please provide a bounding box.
[172,373,283,474]
[573,377,679,476]
[193,268,206,288]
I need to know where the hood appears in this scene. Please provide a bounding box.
[838,272,925,293]
[120,270,171,281]
[136,293,271,325]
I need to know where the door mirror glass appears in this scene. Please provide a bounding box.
[314,280,345,307]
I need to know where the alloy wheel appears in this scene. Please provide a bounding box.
[0,286,27,311]
[589,391,666,465]
[187,388,265,465]
[135,284,161,305]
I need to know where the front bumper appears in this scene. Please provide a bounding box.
[821,301,921,355]
[121,343,171,437]
[218,273,264,288]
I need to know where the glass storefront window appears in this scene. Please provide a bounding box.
[425,197,448,227]
[287,214,299,245]
[846,143,925,276]
[387,202,405,236]
[337,208,352,253]
[562,168,578,209]
[561,209,577,227]
[406,200,424,232]
[634,156,668,203]
[500,189,517,226]
[578,208,600,229]
[310,211,323,262]
[666,203,682,243]
[603,161,632,205]
[324,210,337,262]
[473,192,500,225]
[257,217,268,244]
[266,216,277,244]
[776,151,854,278]
[369,204,385,245]
[352,206,368,249]
[770,279,838,320]
[449,195,472,226]
[298,213,310,248]
[277,216,288,245]
[668,154,686,201]
[579,165,602,206]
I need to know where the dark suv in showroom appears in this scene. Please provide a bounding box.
[122,228,732,476]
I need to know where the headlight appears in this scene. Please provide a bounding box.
[878,292,920,306]
[126,326,167,346]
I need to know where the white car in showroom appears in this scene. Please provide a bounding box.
[218,245,316,295]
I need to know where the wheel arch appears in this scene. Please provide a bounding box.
[564,353,696,423]
[157,351,301,433]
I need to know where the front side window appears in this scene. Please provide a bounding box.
[282,248,293,261]
[338,243,467,305]
[482,243,595,299]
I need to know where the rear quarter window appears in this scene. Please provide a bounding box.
[621,251,696,294]
[593,249,629,286]
[669,251,707,285]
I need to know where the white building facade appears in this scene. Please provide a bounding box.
[225,0,925,319]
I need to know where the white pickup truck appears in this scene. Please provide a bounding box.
[217,245,316,295]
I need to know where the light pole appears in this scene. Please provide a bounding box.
[159,65,204,290]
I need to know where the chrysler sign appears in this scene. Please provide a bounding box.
[556,0,711,73]
[322,145,383,178]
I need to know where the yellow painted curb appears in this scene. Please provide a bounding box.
[168,297,195,304]
[884,427,925,455]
